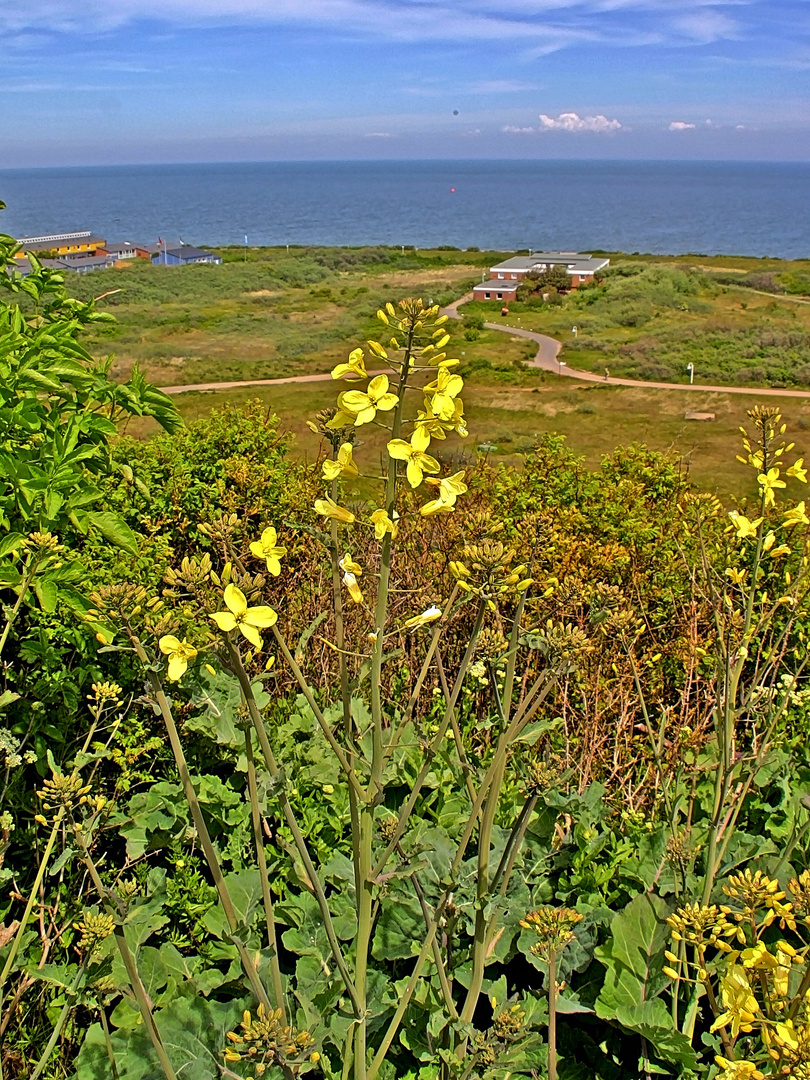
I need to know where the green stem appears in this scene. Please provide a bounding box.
[226,642,362,1018]
[28,962,86,1080]
[74,826,177,1080]
[548,950,558,1080]
[244,724,286,1018]
[135,654,271,1011]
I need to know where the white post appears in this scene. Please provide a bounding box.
[687,363,694,385]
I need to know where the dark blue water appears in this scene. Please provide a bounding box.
[0,160,807,259]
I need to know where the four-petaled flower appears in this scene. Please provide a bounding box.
[323,443,359,481]
[338,375,399,426]
[369,508,398,540]
[159,636,198,682]
[387,427,441,488]
[249,527,286,576]
[210,584,278,651]
[331,348,368,381]
[314,496,356,523]
[420,471,468,516]
[728,511,763,540]
[787,458,808,483]
[423,369,464,421]
[783,501,809,528]
[710,966,759,1039]
[758,467,786,507]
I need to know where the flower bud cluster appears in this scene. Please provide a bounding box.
[224,1004,318,1075]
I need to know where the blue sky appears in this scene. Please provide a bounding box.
[1,0,808,165]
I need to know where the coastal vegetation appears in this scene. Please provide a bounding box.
[5,214,810,1079]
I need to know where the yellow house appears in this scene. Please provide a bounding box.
[14,231,106,259]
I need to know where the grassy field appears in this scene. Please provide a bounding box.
[68,246,498,387]
[68,243,810,498]
[459,259,810,388]
[126,376,810,503]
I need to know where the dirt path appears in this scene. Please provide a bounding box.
[445,292,810,400]
[158,292,810,401]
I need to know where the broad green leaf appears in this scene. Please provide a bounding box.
[87,510,139,555]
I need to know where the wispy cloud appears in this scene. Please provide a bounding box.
[668,120,696,130]
[364,131,393,137]
[538,110,624,132]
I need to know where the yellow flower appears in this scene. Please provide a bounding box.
[339,553,362,576]
[249,527,286,576]
[711,966,759,1038]
[420,471,468,516]
[342,571,363,604]
[331,347,368,381]
[314,496,356,524]
[787,458,808,483]
[369,508,398,540]
[758,467,786,507]
[714,1057,764,1079]
[783,501,809,528]
[322,442,359,481]
[401,605,442,631]
[338,374,398,426]
[210,584,278,651]
[423,368,464,421]
[728,511,763,540]
[159,635,198,682]
[725,567,748,584]
[387,427,441,488]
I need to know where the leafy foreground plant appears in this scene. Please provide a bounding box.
[64,298,570,1080]
[9,296,810,1079]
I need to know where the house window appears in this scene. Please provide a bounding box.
[485,292,491,298]
[497,292,502,299]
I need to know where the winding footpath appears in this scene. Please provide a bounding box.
[158,292,810,401]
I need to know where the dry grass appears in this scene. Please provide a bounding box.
[125,376,810,502]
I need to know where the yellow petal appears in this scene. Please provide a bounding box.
[159,634,182,655]
[239,623,263,650]
[167,654,188,681]
[224,584,248,617]
[210,611,238,632]
[244,606,278,629]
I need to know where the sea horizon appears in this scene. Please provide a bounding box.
[1,158,808,260]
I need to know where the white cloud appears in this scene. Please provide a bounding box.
[668,120,696,130]
[538,111,623,133]
[365,131,393,137]
[672,10,737,42]
[502,125,537,133]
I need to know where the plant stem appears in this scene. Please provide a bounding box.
[133,648,271,1011]
[226,642,362,1017]
[548,949,558,1080]
[28,962,86,1080]
[244,724,286,1018]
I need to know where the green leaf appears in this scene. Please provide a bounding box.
[0,532,23,558]
[87,510,139,555]
[595,892,695,1066]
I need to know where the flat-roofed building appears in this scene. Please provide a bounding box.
[152,245,222,266]
[99,241,153,261]
[14,231,106,259]
[472,251,610,300]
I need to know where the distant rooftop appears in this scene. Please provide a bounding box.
[16,230,93,244]
[492,252,610,273]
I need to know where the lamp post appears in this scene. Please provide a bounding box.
[686,363,694,385]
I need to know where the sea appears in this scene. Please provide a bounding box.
[0,159,808,260]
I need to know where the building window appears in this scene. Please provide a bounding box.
[497,292,502,299]
[485,292,490,298]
